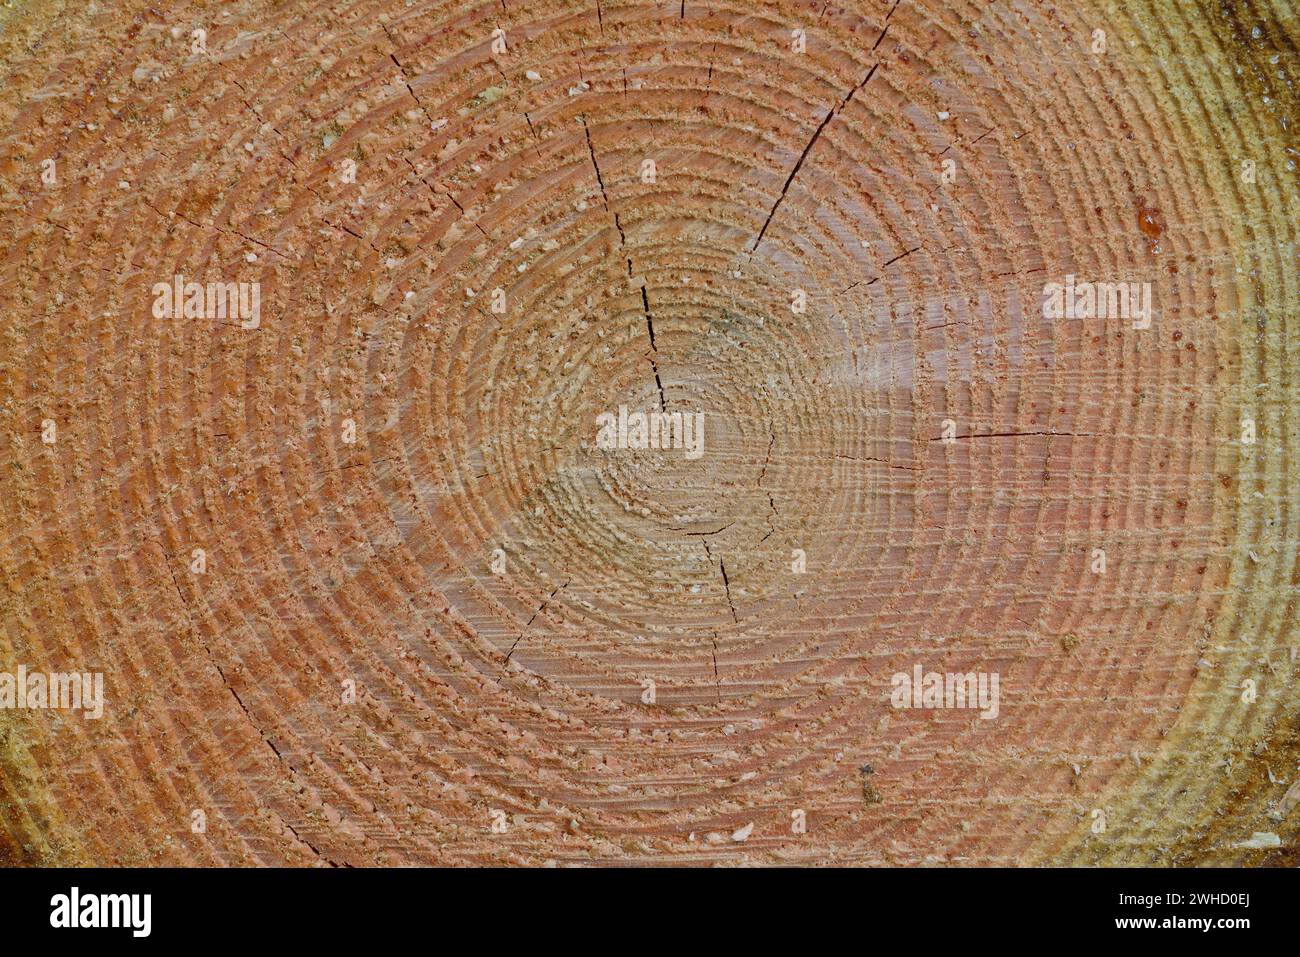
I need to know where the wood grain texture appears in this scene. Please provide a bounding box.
[0,0,1297,866]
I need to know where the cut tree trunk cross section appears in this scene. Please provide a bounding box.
[0,0,1296,867]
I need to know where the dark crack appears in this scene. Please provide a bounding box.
[505,581,569,664]
[719,559,739,624]
[836,453,921,471]
[701,542,739,624]
[929,430,1095,442]
[157,538,341,866]
[757,429,778,542]
[640,285,668,411]
[840,245,921,294]
[749,63,879,252]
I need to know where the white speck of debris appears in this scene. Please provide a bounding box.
[431,118,447,131]
[937,111,951,121]
[244,142,255,152]
[568,81,590,96]
[117,180,131,190]
[731,822,754,842]
[1249,551,1260,563]
[526,70,542,82]
[1236,831,1280,849]
[510,236,524,249]
[1072,763,1081,776]
[245,252,257,263]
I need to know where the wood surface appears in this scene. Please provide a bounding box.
[0,0,1297,866]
